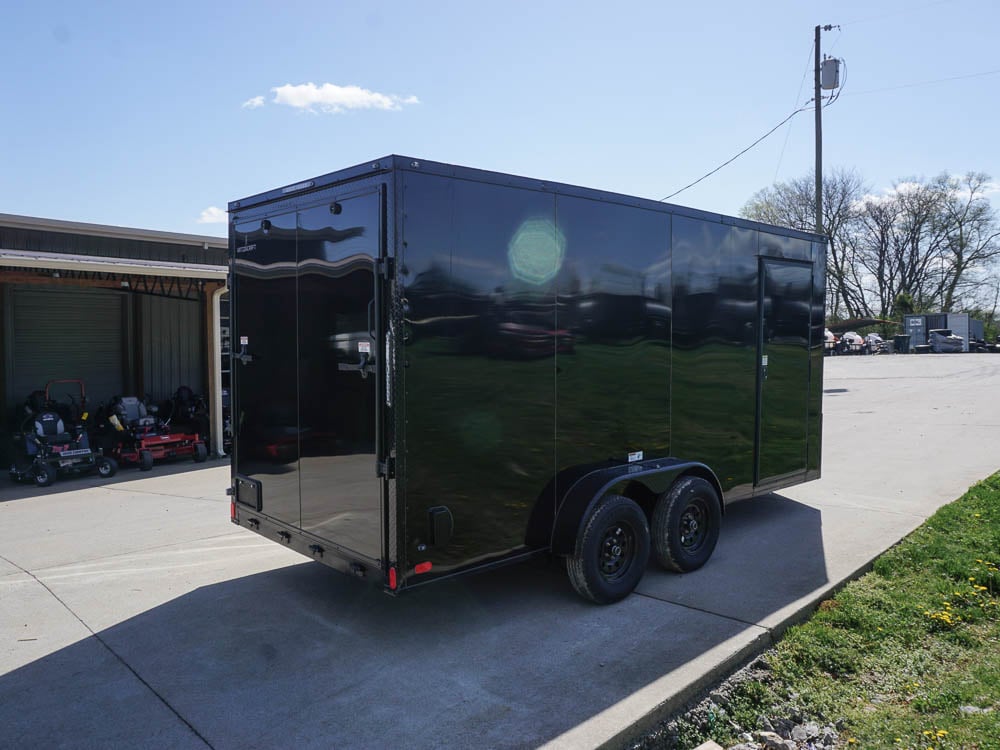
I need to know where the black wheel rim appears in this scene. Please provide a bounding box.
[598,522,636,581]
[679,499,709,552]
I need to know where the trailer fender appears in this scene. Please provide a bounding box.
[543,459,723,557]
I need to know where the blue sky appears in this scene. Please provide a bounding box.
[2,0,997,237]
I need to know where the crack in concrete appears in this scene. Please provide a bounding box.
[632,591,767,630]
[0,553,215,750]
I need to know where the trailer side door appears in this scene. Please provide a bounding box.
[756,258,813,486]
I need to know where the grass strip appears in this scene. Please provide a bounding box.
[637,472,1000,749]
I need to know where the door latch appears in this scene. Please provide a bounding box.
[376,257,394,280]
[377,457,395,478]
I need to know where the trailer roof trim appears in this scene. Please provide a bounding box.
[227,155,826,245]
[0,212,228,249]
[0,248,228,279]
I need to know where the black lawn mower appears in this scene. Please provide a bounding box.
[9,380,117,487]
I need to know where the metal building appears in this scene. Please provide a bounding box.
[0,213,228,464]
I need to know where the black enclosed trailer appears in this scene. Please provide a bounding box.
[228,156,825,604]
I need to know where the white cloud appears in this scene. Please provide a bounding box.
[242,95,265,109]
[857,182,924,206]
[270,82,420,113]
[197,206,228,224]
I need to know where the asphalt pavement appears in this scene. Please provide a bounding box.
[2,354,999,750]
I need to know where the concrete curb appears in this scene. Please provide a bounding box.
[597,557,885,749]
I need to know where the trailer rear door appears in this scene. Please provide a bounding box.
[296,192,384,562]
[232,187,386,565]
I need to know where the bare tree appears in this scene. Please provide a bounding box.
[936,172,1000,311]
[854,178,951,317]
[741,168,867,319]
[744,170,1000,322]
[851,173,1000,317]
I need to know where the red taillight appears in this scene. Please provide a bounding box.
[414,561,432,575]
[388,566,398,590]
[230,500,236,522]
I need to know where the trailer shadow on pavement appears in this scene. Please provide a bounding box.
[0,492,825,750]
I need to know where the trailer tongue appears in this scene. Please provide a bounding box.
[229,157,825,604]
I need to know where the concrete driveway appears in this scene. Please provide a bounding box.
[2,354,999,749]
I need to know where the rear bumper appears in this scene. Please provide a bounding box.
[231,503,388,590]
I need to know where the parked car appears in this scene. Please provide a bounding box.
[929,329,964,353]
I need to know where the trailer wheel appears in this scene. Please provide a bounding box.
[651,476,721,573]
[139,450,154,471]
[193,442,208,463]
[96,456,118,479]
[567,494,650,604]
[34,462,57,488]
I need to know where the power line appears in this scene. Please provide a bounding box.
[842,0,959,26]
[845,67,1000,96]
[774,41,817,182]
[660,105,811,202]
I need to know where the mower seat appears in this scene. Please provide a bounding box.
[115,397,157,428]
[34,411,73,444]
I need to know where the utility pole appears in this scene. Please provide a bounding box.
[814,24,826,237]
[814,23,840,237]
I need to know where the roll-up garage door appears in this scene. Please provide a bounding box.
[141,295,203,402]
[8,287,125,412]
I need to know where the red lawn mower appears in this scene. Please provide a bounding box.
[94,395,208,471]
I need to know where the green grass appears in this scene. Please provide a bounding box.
[640,472,1000,749]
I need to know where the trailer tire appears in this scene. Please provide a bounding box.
[96,456,118,479]
[651,476,721,573]
[567,494,650,604]
[139,450,154,471]
[34,462,57,488]
[194,443,208,463]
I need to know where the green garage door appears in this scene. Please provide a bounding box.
[7,287,126,415]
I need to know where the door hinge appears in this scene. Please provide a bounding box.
[377,457,395,478]
[376,257,394,280]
